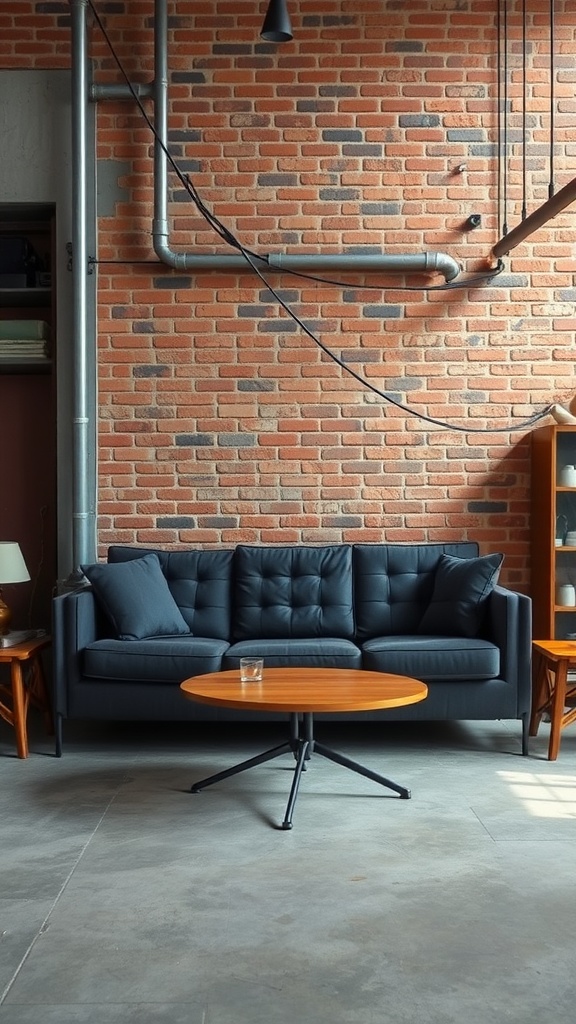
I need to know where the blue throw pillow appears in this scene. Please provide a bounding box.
[417,552,503,638]
[81,552,191,641]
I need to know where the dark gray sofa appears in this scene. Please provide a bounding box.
[52,542,532,755]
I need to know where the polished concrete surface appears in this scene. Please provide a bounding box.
[1,715,576,1023]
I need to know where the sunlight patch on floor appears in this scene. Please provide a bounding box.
[498,770,576,818]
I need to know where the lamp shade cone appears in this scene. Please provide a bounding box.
[261,0,293,42]
[0,542,30,584]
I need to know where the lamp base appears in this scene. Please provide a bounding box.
[0,590,12,635]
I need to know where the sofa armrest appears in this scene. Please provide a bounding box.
[52,587,99,716]
[487,585,532,716]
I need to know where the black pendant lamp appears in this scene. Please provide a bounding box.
[260,0,293,42]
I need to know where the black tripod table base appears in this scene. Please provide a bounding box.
[190,712,411,829]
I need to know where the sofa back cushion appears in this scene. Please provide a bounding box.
[353,542,479,640]
[108,546,233,640]
[232,545,354,640]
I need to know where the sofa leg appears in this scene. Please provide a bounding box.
[55,713,63,757]
[521,712,529,756]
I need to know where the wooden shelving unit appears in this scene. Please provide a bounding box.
[531,423,576,640]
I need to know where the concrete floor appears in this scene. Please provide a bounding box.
[1,714,576,1024]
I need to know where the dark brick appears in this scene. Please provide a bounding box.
[259,289,299,302]
[388,41,425,52]
[360,202,401,215]
[363,305,404,319]
[490,274,529,288]
[258,319,298,332]
[469,145,498,157]
[461,392,486,403]
[258,174,299,186]
[171,72,206,83]
[319,86,356,97]
[447,130,486,141]
[176,160,202,172]
[341,351,380,363]
[342,145,383,156]
[152,276,193,289]
[168,130,202,142]
[175,434,214,446]
[297,101,336,113]
[238,305,273,318]
[322,130,364,142]
[399,114,441,128]
[133,322,156,334]
[387,377,422,391]
[237,380,275,392]
[319,188,360,201]
[467,502,508,513]
[213,44,252,55]
[133,366,170,378]
[324,516,363,527]
[218,434,257,447]
[156,517,196,528]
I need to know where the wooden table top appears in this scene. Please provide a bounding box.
[180,667,428,714]
[533,639,576,660]
[0,634,51,662]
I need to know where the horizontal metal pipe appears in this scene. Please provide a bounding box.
[151,0,461,284]
[91,82,154,101]
[493,175,576,257]
[151,230,461,281]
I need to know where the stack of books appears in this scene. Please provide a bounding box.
[0,320,51,362]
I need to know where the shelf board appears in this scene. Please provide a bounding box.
[0,288,51,309]
[0,358,51,375]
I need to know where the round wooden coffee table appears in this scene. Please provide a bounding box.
[180,667,427,829]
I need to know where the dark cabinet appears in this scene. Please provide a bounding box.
[0,205,56,630]
[531,423,576,640]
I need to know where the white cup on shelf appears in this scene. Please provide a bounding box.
[556,584,576,606]
[559,465,576,487]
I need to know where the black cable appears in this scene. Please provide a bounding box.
[497,0,503,235]
[87,0,553,434]
[521,0,527,220]
[502,0,509,236]
[549,0,555,199]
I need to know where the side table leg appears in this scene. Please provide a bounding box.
[10,661,29,759]
[529,650,548,737]
[548,658,568,761]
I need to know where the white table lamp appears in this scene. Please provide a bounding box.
[0,542,31,634]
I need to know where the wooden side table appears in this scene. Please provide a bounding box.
[0,635,53,758]
[530,640,576,760]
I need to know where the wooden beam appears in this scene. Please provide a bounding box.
[492,175,576,257]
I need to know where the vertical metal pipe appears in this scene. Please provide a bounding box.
[70,0,96,566]
[152,0,170,262]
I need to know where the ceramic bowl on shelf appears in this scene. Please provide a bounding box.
[559,465,576,487]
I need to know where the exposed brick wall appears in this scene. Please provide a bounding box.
[4,1,576,590]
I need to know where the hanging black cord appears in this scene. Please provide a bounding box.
[496,0,503,235]
[549,0,555,199]
[502,0,509,236]
[521,0,527,220]
[87,0,553,434]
